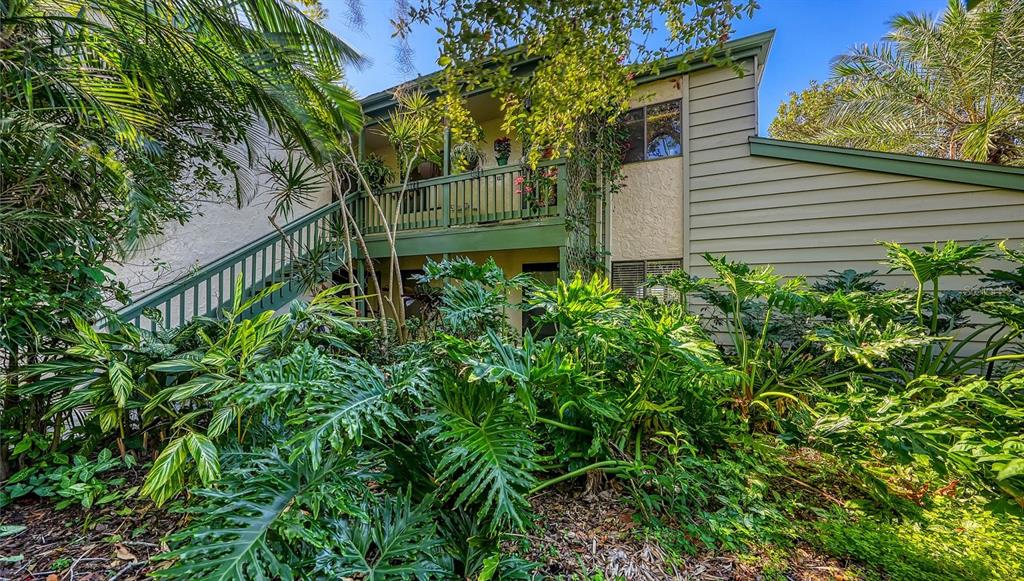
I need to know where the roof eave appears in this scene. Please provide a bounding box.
[359,29,776,119]
[634,29,775,86]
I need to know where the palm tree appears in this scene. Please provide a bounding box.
[0,0,364,478]
[786,0,1024,165]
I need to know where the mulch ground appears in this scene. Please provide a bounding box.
[509,481,865,580]
[2,475,866,580]
[0,484,180,581]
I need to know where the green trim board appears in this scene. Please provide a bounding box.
[634,29,774,85]
[749,137,1024,193]
[358,218,567,258]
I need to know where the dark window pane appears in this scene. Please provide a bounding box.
[619,108,645,163]
[645,101,681,159]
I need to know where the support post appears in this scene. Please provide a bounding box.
[443,127,452,175]
[555,161,567,218]
[559,245,569,282]
[442,127,452,227]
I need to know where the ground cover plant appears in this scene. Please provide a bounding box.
[2,239,1023,579]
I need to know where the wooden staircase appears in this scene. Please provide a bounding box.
[108,201,345,331]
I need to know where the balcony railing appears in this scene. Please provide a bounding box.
[108,202,342,331]
[351,159,566,235]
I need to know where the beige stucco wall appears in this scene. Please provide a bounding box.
[109,134,333,298]
[608,64,758,263]
[611,158,685,260]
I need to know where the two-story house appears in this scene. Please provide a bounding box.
[112,30,1024,332]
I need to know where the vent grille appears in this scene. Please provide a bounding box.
[611,259,683,301]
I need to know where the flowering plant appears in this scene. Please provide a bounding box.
[493,137,512,158]
[514,167,559,210]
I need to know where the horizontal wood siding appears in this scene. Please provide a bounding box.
[688,155,1024,294]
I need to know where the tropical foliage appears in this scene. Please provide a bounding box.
[0,0,363,479]
[6,238,1024,578]
[400,0,758,166]
[769,0,1024,165]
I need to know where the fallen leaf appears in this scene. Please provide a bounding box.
[115,544,137,561]
[46,575,59,581]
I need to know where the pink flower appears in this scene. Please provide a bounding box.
[514,176,525,185]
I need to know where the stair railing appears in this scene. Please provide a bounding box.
[108,201,344,331]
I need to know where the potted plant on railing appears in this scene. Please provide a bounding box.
[452,141,482,172]
[494,137,512,166]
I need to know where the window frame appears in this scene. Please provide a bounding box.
[620,99,683,164]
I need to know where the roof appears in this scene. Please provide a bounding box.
[749,137,1024,192]
[360,30,776,118]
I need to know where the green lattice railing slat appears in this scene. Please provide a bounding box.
[109,160,567,330]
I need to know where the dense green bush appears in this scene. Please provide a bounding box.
[6,239,1024,578]
[810,500,1024,580]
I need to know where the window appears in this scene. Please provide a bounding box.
[611,259,683,301]
[618,100,682,163]
[620,109,645,163]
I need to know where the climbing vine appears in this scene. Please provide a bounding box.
[564,115,629,276]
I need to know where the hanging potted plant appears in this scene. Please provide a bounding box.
[452,142,482,172]
[494,137,512,166]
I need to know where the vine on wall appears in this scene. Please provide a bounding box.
[564,116,627,276]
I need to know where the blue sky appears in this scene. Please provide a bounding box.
[328,0,948,134]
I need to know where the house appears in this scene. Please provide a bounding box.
[112,30,1024,331]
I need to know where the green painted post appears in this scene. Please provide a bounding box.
[442,127,451,227]
[555,161,567,218]
[559,245,569,281]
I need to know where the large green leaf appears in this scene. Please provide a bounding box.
[431,381,539,532]
[153,450,313,580]
[315,493,446,580]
